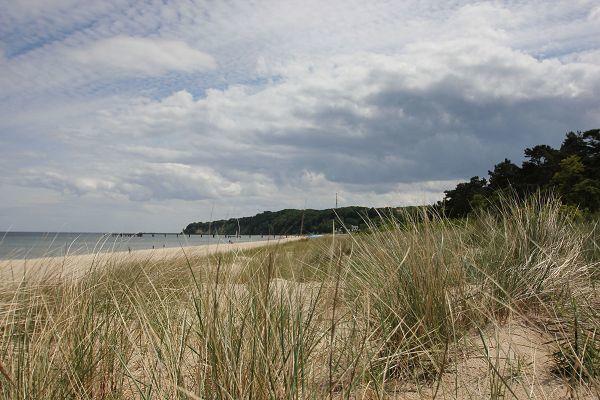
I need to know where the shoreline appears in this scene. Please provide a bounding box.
[0,236,303,282]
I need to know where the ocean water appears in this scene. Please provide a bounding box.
[0,232,282,260]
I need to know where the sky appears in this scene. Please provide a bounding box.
[1,0,599,232]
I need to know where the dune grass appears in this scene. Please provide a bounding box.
[0,196,598,399]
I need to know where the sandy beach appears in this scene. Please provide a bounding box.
[0,236,303,282]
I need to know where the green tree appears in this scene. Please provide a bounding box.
[441,176,489,218]
[488,158,522,192]
[521,144,561,191]
[553,155,600,211]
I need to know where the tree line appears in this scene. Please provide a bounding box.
[182,206,411,235]
[440,129,600,217]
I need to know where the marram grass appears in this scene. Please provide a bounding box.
[0,196,598,399]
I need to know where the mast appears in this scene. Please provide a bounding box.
[300,199,306,235]
[208,203,214,236]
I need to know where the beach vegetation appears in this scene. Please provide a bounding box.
[0,194,598,399]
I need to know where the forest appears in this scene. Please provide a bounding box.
[182,206,407,235]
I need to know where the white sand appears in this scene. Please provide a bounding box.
[0,237,303,282]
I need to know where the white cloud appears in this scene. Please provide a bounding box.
[589,6,600,21]
[124,163,241,201]
[18,163,242,202]
[20,170,116,196]
[67,36,216,76]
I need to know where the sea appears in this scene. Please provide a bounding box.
[0,232,279,260]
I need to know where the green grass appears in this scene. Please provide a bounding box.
[0,195,598,399]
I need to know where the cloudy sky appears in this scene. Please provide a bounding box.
[1,0,599,232]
